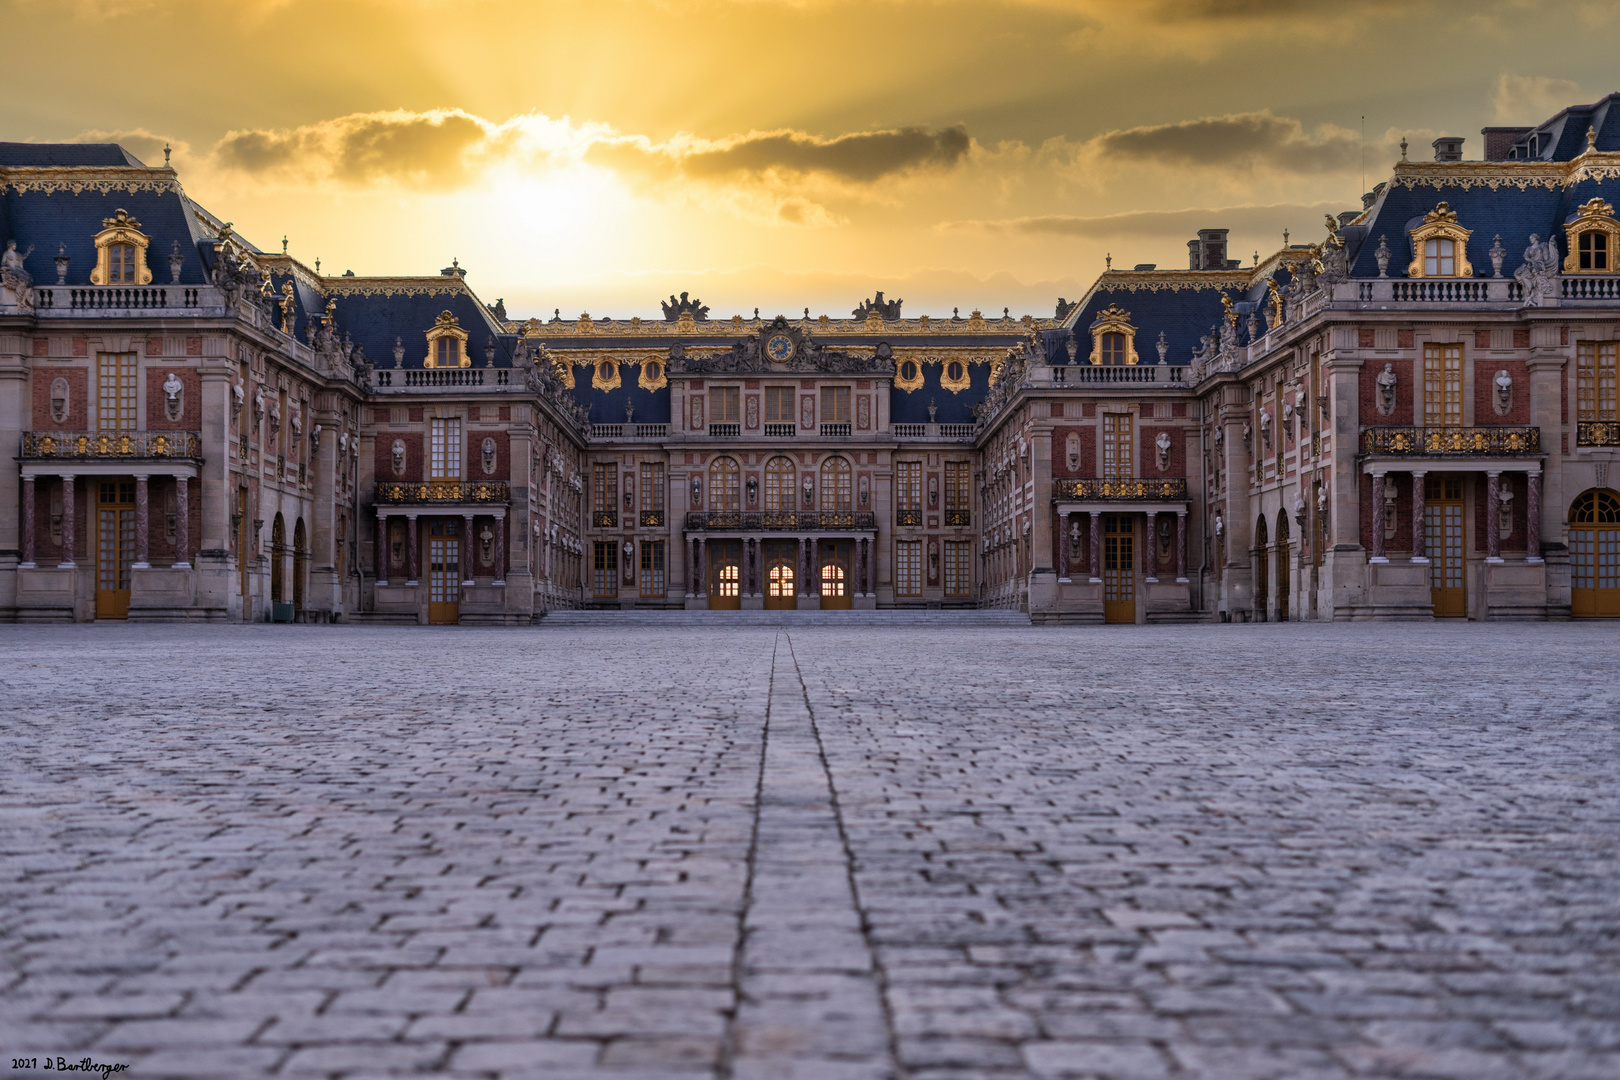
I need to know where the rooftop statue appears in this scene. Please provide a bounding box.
[854,291,903,320]
[660,291,709,321]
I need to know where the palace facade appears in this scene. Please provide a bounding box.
[4,92,1620,623]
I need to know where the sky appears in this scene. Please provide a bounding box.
[3,0,1617,320]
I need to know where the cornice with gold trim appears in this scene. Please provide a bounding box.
[1389,153,1620,192]
[0,166,181,197]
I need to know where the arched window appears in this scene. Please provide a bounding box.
[108,243,137,284]
[709,456,741,513]
[1570,489,1620,617]
[1101,332,1126,365]
[820,456,852,513]
[435,338,455,367]
[270,513,287,603]
[764,456,795,514]
[1423,238,1456,277]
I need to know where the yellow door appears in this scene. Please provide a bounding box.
[95,480,135,619]
[1425,476,1466,617]
[819,540,852,609]
[763,540,796,610]
[427,518,460,624]
[708,539,742,610]
[1103,514,1135,624]
[1571,490,1620,617]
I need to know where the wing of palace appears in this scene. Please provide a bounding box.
[4,93,1620,624]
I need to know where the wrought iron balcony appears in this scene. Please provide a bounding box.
[1361,426,1540,456]
[640,510,666,528]
[684,510,878,532]
[376,480,510,504]
[944,509,971,527]
[22,430,201,460]
[1577,420,1620,447]
[592,510,619,528]
[896,509,922,527]
[1052,477,1189,501]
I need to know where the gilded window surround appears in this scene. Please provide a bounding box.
[424,310,470,368]
[89,209,153,285]
[637,356,667,391]
[1406,202,1475,278]
[1088,304,1140,365]
[938,356,972,393]
[893,356,925,393]
[1563,197,1619,273]
[591,359,622,392]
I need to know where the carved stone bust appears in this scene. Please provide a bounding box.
[1376,363,1398,416]
[1493,369,1513,415]
[481,436,497,475]
[391,438,406,476]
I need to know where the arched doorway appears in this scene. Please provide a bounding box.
[1102,514,1135,623]
[1253,513,1269,621]
[1275,510,1291,622]
[292,518,308,616]
[1570,489,1620,617]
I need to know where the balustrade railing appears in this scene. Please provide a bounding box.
[820,422,853,437]
[1390,280,1490,302]
[763,422,796,437]
[34,286,201,311]
[1063,364,1186,385]
[22,430,201,459]
[376,480,510,504]
[1563,276,1620,301]
[684,510,877,531]
[1576,420,1620,447]
[709,422,741,438]
[1051,477,1189,501]
[1361,426,1540,456]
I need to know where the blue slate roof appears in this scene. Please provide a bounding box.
[890,360,987,425]
[0,143,145,167]
[1,182,218,287]
[1507,93,1620,160]
[313,285,515,373]
[1060,274,1245,366]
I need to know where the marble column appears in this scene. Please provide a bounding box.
[1370,472,1387,562]
[133,474,150,569]
[59,474,76,569]
[493,512,506,585]
[1088,511,1101,581]
[1527,470,1543,561]
[375,511,389,586]
[1411,471,1427,561]
[1057,511,1070,581]
[1145,511,1159,583]
[20,477,35,568]
[1176,511,1188,582]
[463,514,476,584]
[405,513,419,585]
[173,476,190,569]
[1486,472,1502,562]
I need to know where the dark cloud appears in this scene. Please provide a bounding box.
[1150,0,1411,20]
[214,110,496,188]
[590,125,972,185]
[1086,111,1361,173]
[948,201,1351,243]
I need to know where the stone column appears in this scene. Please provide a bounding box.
[1527,469,1543,562]
[173,476,190,569]
[463,513,476,584]
[1088,510,1101,581]
[802,537,814,596]
[697,538,707,598]
[1145,511,1159,583]
[1486,472,1502,562]
[375,511,389,586]
[1411,470,1427,561]
[1057,511,1070,581]
[133,474,150,569]
[1176,510,1188,582]
[493,511,507,585]
[405,513,419,585]
[20,476,35,568]
[1370,471,1387,562]
[59,474,76,569]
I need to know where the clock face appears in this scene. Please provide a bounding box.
[766,334,794,362]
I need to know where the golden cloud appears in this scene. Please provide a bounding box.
[586,125,972,185]
[944,201,1353,242]
[1070,111,1363,174]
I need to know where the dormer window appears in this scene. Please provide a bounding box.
[423,309,469,368]
[89,209,152,286]
[1423,238,1457,277]
[1087,304,1139,365]
[1564,198,1619,274]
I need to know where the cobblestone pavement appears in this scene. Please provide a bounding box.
[2,621,1618,1080]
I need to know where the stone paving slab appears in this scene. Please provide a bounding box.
[0,621,1617,1079]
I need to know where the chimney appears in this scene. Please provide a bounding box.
[1432,136,1464,162]
[1188,239,1202,270]
[1481,126,1530,161]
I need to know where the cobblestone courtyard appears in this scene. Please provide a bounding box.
[2,621,1618,1080]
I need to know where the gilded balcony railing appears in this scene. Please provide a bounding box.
[592,511,619,528]
[376,480,510,504]
[1361,426,1540,456]
[640,510,666,527]
[1576,420,1620,447]
[944,509,972,527]
[21,430,201,459]
[1051,477,1189,501]
[896,509,922,527]
[685,510,877,531]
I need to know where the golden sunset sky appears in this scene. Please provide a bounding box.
[4,0,1616,319]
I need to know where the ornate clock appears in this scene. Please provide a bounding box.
[766,333,794,362]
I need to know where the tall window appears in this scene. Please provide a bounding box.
[639,462,665,514]
[1578,230,1610,271]
[1423,238,1456,277]
[97,353,137,431]
[434,337,458,368]
[945,462,970,525]
[1102,413,1134,477]
[1101,332,1126,365]
[1578,342,1618,420]
[430,418,462,478]
[821,386,851,424]
[896,461,922,521]
[592,462,618,523]
[1423,344,1463,427]
[820,456,852,512]
[943,540,971,597]
[765,386,794,424]
[107,243,136,285]
[896,540,922,596]
[712,386,740,423]
[709,456,741,512]
[764,456,795,512]
[640,540,665,598]
[592,541,618,598]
